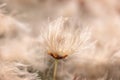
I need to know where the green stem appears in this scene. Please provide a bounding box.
[53,59,58,80]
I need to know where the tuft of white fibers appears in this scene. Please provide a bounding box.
[0,62,40,80]
[38,16,92,59]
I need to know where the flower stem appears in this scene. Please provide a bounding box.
[53,59,58,80]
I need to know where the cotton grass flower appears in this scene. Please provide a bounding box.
[39,16,91,60]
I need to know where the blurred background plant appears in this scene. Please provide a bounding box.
[0,0,120,80]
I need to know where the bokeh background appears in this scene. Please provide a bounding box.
[0,0,120,80]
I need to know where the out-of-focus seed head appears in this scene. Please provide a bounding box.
[0,62,40,80]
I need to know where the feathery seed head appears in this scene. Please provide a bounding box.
[39,17,91,59]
